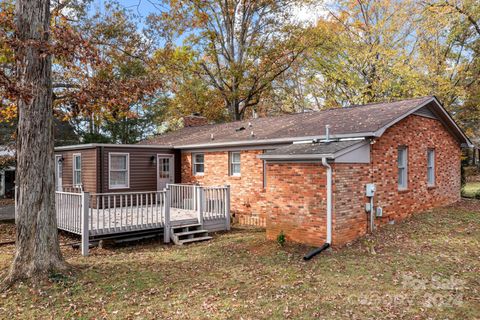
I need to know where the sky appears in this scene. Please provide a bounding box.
[92,0,329,28]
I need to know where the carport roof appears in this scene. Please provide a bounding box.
[258,140,366,160]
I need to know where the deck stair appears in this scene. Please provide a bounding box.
[170,224,212,245]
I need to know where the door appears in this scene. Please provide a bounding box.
[55,155,63,191]
[157,155,174,190]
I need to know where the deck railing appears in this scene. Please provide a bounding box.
[89,191,167,237]
[55,191,83,234]
[168,184,196,211]
[55,184,230,257]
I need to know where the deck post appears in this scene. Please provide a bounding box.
[225,185,231,231]
[164,188,171,243]
[81,191,90,256]
[196,186,204,226]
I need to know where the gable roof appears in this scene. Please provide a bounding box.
[142,96,472,149]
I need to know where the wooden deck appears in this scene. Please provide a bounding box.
[55,184,231,255]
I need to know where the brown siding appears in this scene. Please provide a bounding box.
[100,146,175,193]
[54,148,98,193]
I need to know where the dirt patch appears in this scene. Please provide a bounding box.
[449,198,480,212]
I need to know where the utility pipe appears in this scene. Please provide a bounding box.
[303,157,332,260]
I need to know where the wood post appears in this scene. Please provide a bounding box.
[164,188,171,243]
[14,185,18,222]
[225,185,231,231]
[196,186,204,226]
[81,192,90,256]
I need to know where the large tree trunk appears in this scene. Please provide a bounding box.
[3,0,68,286]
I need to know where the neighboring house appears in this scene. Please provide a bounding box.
[0,146,15,199]
[55,96,472,247]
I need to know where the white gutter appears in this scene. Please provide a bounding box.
[54,143,173,151]
[321,157,332,244]
[174,132,373,149]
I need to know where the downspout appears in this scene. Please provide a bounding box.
[303,157,332,260]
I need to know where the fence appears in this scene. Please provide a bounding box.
[54,184,230,257]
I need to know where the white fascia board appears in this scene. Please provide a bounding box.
[174,132,372,150]
[373,97,473,147]
[54,143,173,151]
[259,153,335,160]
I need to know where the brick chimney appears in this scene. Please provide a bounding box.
[183,113,209,127]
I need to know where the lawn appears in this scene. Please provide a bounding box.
[463,182,480,198]
[0,201,479,319]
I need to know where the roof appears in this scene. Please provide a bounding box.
[143,96,472,149]
[259,140,366,160]
[54,143,172,152]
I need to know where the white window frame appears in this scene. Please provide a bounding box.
[229,151,241,176]
[192,153,205,176]
[398,147,408,190]
[109,152,130,189]
[73,153,82,187]
[427,149,435,186]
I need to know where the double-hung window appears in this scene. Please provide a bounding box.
[229,152,241,176]
[398,147,408,190]
[427,149,435,186]
[73,154,82,186]
[193,153,205,175]
[109,153,129,189]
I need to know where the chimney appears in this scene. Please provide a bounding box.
[183,113,209,128]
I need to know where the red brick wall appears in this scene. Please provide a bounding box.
[371,115,461,223]
[262,115,461,247]
[180,114,462,247]
[265,163,328,247]
[181,150,267,226]
[332,163,370,246]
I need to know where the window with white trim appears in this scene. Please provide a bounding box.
[109,153,129,189]
[398,147,408,190]
[427,149,435,186]
[229,152,241,176]
[73,154,82,186]
[193,153,204,175]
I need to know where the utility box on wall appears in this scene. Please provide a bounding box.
[365,183,376,197]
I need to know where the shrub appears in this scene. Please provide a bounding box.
[277,231,286,247]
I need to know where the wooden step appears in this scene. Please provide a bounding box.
[178,236,212,245]
[175,230,208,237]
[171,224,202,232]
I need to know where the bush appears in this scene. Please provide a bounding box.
[277,231,286,247]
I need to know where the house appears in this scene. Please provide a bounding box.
[55,96,472,247]
[0,146,15,199]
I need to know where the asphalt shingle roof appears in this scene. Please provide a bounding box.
[263,140,363,156]
[142,96,435,147]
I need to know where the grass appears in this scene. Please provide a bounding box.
[462,182,480,198]
[0,201,479,319]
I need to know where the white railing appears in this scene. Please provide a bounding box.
[89,191,167,237]
[201,186,230,222]
[168,184,196,211]
[55,191,83,234]
[54,184,230,257]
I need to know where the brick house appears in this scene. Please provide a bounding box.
[56,96,472,247]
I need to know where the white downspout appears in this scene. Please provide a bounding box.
[322,157,332,244]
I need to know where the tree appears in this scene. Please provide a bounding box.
[149,0,314,120]
[3,0,68,285]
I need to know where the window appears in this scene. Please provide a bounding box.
[398,147,408,190]
[427,149,435,186]
[109,153,129,189]
[193,153,204,175]
[229,152,241,176]
[73,154,82,186]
